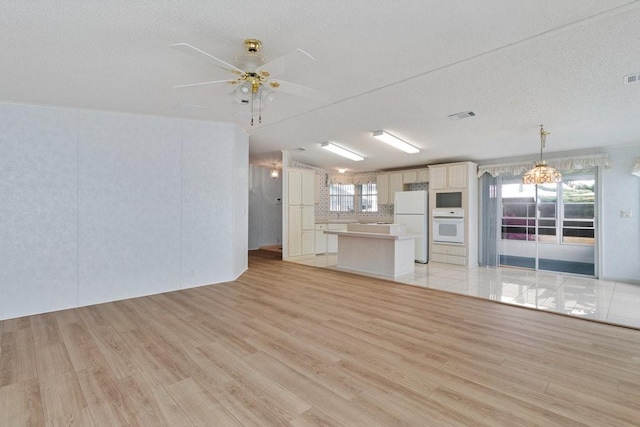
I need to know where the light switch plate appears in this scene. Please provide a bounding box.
[621,210,632,218]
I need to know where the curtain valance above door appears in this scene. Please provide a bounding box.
[327,172,378,185]
[477,153,611,178]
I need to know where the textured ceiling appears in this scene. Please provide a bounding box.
[2,1,640,172]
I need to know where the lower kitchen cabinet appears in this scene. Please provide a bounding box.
[288,205,315,257]
[315,223,327,254]
[430,243,467,266]
[302,230,315,256]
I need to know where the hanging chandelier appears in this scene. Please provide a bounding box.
[522,125,562,185]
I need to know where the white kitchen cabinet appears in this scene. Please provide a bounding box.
[302,230,315,255]
[428,161,478,268]
[377,173,390,205]
[288,205,315,257]
[417,168,429,183]
[288,170,303,205]
[286,169,315,259]
[315,223,327,254]
[287,205,314,257]
[402,168,429,184]
[402,170,417,184]
[447,163,467,188]
[288,169,315,205]
[389,172,404,202]
[428,166,447,190]
[429,163,467,190]
[288,205,302,257]
[431,243,467,265]
[378,169,426,204]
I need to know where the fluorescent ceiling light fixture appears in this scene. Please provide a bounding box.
[321,142,364,161]
[372,131,419,154]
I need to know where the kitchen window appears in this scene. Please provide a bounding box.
[329,183,378,212]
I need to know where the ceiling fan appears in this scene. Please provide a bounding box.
[171,39,317,125]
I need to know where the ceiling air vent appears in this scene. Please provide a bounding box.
[448,111,476,121]
[624,73,640,85]
[293,147,306,152]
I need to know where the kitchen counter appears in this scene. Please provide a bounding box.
[314,219,359,224]
[323,230,418,240]
[314,218,393,224]
[323,230,419,277]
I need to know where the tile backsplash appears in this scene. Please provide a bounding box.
[291,161,427,222]
[409,182,428,192]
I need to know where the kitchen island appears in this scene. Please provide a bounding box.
[323,225,419,278]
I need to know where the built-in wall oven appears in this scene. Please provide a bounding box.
[432,208,464,244]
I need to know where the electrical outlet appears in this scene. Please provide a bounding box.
[621,210,632,218]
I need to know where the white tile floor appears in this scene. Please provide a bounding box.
[293,254,640,329]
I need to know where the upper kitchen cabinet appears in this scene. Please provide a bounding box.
[429,162,468,190]
[390,172,403,197]
[377,173,390,204]
[377,172,404,205]
[401,168,428,185]
[402,170,417,184]
[417,168,429,183]
[288,169,315,205]
[377,168,428,204]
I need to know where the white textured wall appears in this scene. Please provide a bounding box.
[181,120,235,289]
[0,104,79,319]
[600,144,640,282]
[77,111,183,305]
[0,102,248,320]
[232,127,249,275]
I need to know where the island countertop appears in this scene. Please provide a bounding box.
[323,230,421,240]
[323,229,419,277]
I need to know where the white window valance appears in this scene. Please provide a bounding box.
[327,172,378,185]
[477,153,611,178]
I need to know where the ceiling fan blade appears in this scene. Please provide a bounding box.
[170,43,245,74]
[272,79,320,100]
[257,48,314,78]
[173,80,233,89]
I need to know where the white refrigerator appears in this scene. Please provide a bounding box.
[394,190,428,263]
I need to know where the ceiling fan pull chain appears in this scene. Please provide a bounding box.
[250,89,254,126]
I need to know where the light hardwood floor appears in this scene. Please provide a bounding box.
[2,250,640,426]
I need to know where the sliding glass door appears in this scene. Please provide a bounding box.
[497,169,596,276]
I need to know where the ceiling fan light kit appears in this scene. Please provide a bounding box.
[171,38,316,126]
[321,142,364,161]
[522,125,562,185]
[372,130,419,154]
